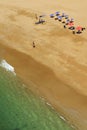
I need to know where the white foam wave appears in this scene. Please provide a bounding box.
[60,115,66,121]
[0,60,16,75]
[46,102,51,106]
[46,102,66,121]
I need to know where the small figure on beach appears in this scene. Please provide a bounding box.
[55,11,60,16]
[82,27,86,31]
[64,25,66,28]
[33,41,35,48]
[70,18,74,23]
[35,14,46,24]
[35,14,38,20]
[65,15,69,19]
[66,19,70,25]
[61,13,65,17]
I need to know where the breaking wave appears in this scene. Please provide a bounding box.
[0,59,16,75]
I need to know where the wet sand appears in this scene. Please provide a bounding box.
[0,0,87,129]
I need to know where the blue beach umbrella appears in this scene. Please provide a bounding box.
[55,11,60,15]
[66,19,70,23]
[50,14,55,17]
[58,16,62,20]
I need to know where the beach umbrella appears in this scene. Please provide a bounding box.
[58,16,62,20]
[76,26,82,31]
[50,14,54,17]
[68,22,74,27]
[68,22,75,30]
[55,11,60,15]
[66,19,70,24]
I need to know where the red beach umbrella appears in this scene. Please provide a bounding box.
[76,26,82,31]
[68,22,74,27]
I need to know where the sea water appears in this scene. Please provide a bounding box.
[0,61,75,130]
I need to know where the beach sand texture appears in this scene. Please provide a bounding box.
[0,0,87,129]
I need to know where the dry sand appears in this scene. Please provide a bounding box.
[0,0,87,129]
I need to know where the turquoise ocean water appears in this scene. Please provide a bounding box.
[0,66,75,130]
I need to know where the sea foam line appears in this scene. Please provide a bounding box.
[40,96,66,121]
[60,115,66,121]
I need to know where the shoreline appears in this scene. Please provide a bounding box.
[0,43,87,130]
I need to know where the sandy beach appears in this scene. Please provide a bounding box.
[0,0,87,129]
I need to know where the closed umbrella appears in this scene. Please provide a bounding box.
[66,19,70,24]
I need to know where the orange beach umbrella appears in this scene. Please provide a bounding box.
[76,26,82,31]
[68,22,74,27]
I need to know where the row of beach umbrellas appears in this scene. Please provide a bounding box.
[50,11,86,34]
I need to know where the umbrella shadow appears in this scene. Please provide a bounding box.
[35,20,45,25]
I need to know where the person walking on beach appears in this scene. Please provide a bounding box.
[33,41,35,48]
[35,14,38,20]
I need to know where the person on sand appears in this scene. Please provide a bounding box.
[70,18,74,23]
[33,41,35,48]
[82,27,86,31]
[35,14,38,20]
[61,13,65,17]
[65,15,69,19]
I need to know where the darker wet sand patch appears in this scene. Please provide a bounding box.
[17,9,35,18]
[8,14,16,21]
